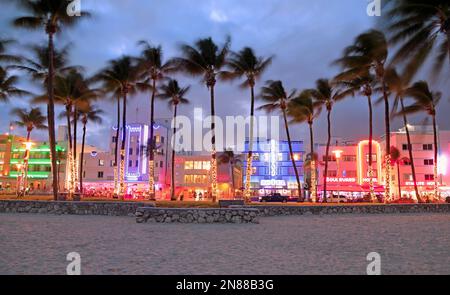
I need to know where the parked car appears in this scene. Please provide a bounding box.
[259,193,289,203]
[327,195,347,203]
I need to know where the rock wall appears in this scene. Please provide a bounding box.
[250,204,450,216]
[0,200,153,216]
[136,207,259,224]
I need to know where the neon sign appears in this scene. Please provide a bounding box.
[260,179,286,187]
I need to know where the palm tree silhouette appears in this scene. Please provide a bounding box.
[218,150,243,199]
[11,107,47,195]
[402,81,442,201]
[287,91,320,202]
[157,79,190,201]
[221,47,273,203]
[0,66,29,101]
[171,37,231,202]
[259,80,303,201]
[12,0,90,200]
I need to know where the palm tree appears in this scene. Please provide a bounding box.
[12,0,90,200]
[385,68,421,201]
[287,91,321,202]
[259,80,303,201]
[171,37,231,202]
[382,0,450,80]
[402,81,442,201]
[137,41,175,200]
[218,150,243,199]
[95,56,139,198]
[156,79,190,201]
[335,29,393,202]
[303,79,351,202]
[34,69,97,197]
[79,104,103,194]
[334,73,378,201]
[0,66,29,101]
[221,47,273,203]
[11,107,47,193]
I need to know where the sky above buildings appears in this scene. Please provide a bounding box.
[0,0,448,151]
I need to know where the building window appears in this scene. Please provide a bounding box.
[403,174,413,181]
[128,160,132,167]
[110,160,114,167]
[425,174,434,181]
[98,171,104,178]
[184,175,193,183]
[202,161,211,170]
[135,160,139,167]
[402,144,411,151]
[252,153,260,161]
[322,155,336,162]
[112,136,117,143]
[194,161,203,170]
[424,159,434,166]
[423,144,433,151]
[98,159,105,166]
[161,136,164,144]
[129,148,133,155]
[160,161,163,168]
[83,171,86,178]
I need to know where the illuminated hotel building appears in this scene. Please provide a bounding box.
[242,139,304,197]
[315,126,450,199]
[316,140,384,198]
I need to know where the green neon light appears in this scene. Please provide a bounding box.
[10,159,52,165]
[8,171,49,179]
[12,146,65,152]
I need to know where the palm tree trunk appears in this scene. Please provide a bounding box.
[400,97,420,201]
[170,103,177,201]
[73,108,78,192]
[309,122,317,203]
[65,105,74,197]
[397,162,401,200]
[323,109,332,203]
[114,96,120,196]
[80,119,86,195]
[210,83,218,202]
[367,94,375,202]
[120,89,128,199]
[282,107,302,201]
[46,30,58,201]
[244,85,256,203]
[23,130,31,194]
[148,78,156,200]
[382,80,391,203]
[432,114,439,201]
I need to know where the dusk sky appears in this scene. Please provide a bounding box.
[1,0,448,151]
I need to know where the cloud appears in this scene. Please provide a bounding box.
[209,9,228,23]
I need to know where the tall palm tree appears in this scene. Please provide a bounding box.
[259,80,303,201]
[335,29,393,202]
[385,68,421,201]
[335,73,378,201]
[304,79,351,202]
[79,104,103,194]
[156,79,190,201]
[402,81,442,201]
[34,69,97,196]
[0,66,29,101]
[221,47,273,203]
[218,150,243,199]
[171,37,231,202]
[95,56,139,198]
[382,0,450,80]
[11,107,47,193]
[12,0,89,200]
[287,91,320,202]
[137,41,175,200]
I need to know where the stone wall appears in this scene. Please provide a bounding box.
[136,207,259,224]
[0,200,154,216]
[249,204,450,217]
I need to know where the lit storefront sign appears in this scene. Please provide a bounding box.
[260,179,286,187]
[405,181,436,186]
[327,177,356,183]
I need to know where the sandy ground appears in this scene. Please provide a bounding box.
[0,213,449,275]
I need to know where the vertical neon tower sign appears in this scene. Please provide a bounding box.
[270,139,278,177]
